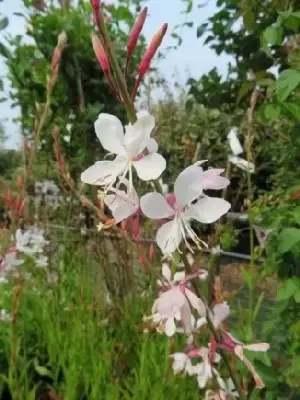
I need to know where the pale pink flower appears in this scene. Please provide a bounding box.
[214,331,270,389]
[81,111,166,189]
[194,302,230,331]
[103,178,139,224]
[151,271,205,336]
[0,248,23,271]
[140,162,230,254]
[186,347,221,389]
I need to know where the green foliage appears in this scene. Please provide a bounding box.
[1,0,146,180]
[0,247,200,400]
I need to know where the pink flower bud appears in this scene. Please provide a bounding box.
[127,7,148,60]
[148,243,155,262]
[90,0,100,10]
[18,199,27,217]
[91,33,109,73]
[139,23,168,78]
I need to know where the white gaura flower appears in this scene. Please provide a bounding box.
[150,270,205,337]
[81,111,166,188]
[170,352,192,374]
[187,347,220,389]
[103,178,139,224]
[140,162,231,254]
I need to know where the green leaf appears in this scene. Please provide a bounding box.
[35,365,53,379]
[294,290,300,303]
[0,42,11,58]
[237,81,254,103]
[276,69,300,102]
[281,102,300,122]
[277,279,298,300]
[243,11,255,30]
[196,23,207,38]
[0,17,8,31]
[278,228,300,253]
[253,361,277,388]
[263,26,283,46]
[264,104,281,121]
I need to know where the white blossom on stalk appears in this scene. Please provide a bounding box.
[151,270,205,336]
[103,178,139,224]
[81,111,166,189]
[187,347,221,389]
[140,162,231,254]
[215,331,270,389]
[170,352,192,374]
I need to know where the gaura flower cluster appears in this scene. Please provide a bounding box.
[81,110,270,396]
[81,111,230,253]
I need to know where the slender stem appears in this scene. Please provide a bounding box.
[24,95,51,186]
[180,251,246,400]
[245,90,258,324]
[95,10,136,124]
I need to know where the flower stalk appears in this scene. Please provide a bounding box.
[180,250,246,400]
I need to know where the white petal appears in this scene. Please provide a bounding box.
[243,343,270,352]
[180,299,192,334]
[229,155,255,173]
[104,190,139,224]
[184,197,231,224]
[81,158,127,186]
[227,128,243,155]
[147,138,158,153]
[162,263,171,282]
[173,271,185,282]
[212,302,230,327]
[133,153,166,181]
[124,111,155,157]
[94,113,125,155]
[185,288,206,316]
[198,169,230,191]
[165,317,176,336]
[170,353,188,373]
[196,317,207,329]
[174,163,205,208]
[156,219,182,254]
[140,192,174,219]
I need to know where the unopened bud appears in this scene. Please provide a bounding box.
[139,256,147,266]
[91,33,109,73]
[90,0,100,10]
[127,7,148,60]
[18,199,27,216]
[139,23,168,78]
[148,243,155,262]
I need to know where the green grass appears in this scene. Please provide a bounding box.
[0,247,200,400]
